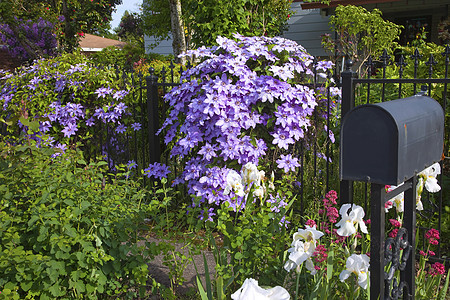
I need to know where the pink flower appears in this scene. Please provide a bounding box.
[326,190,338,204]
[419,250,426,257]
[326,207,339,223]
[425,229,440,245]
[429,262,445,276]
[428,250,435,256]
[385,200,393,210]
[389,219,402,228]
[306,219,316,227]
[389,229,398,238]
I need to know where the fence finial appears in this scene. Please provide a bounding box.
[417,85,428,96]
[344,58,353,71]
[442,44,450,62]
[379,49,391,67]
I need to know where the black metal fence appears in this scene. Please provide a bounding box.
[339,47,450,298]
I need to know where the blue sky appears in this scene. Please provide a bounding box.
[110,0,143,31]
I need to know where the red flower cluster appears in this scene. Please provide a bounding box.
[428,262,445,276]
[389,229,398,238]
[389,219,402,228]
[305,219,316,227]
[313,244,328,267]
[322,190,339,224]
[425,228,440,245]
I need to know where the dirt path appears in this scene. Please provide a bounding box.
[145,236,217,298]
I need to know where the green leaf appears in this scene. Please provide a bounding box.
[80,200,91,210]
[27,215,39,227]
[64,224,76,238]
[72,280,86,293]
[20,280,33,291]
[196,276,209,300]
[49,283,64,297]
[327,250,334,281]
[438,269,450,300]
[0,117,13,126]
[202,253,213,300]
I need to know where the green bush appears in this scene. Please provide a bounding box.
[0,137,162,299]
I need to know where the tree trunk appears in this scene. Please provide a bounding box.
[168,0,187,65]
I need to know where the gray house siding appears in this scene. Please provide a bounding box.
[144,35,173,56]
[282,2,331,57]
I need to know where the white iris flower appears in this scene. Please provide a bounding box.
[339,254,370,289]
[224,170,245,197]
[231,278,290,300]
[241,162,263,187]
[335,204,368,237]
[419,162,441,193]
[386,184,404,213]
[284,225,323,275]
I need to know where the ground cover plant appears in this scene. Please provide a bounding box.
[0,136,167,299]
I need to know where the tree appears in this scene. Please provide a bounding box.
[321,5,402,75]
[116,11,143,41]
[142,0,187,63]
[185,0,292,47]
[142,0,292,62]
[168,0,186,64]
[114,10,146,67]
[0,0,122,53]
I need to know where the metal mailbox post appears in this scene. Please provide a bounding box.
[340,95,444,299]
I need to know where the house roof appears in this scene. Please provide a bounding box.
[79,34,127,52]
[297,0,402,9]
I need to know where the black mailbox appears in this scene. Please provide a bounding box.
[340,95,444,185]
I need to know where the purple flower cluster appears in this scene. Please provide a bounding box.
[0,18,57,61]
[144,162,171,180]
[161,33,334,211]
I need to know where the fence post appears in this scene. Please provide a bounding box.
[402,176,416,299]
[340,59,357,204]
[370,183,386,300]
[146,68,161,164]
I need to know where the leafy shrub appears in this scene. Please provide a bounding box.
[90,44,145,69]
[133,58,182,81]
[0,138,162,299]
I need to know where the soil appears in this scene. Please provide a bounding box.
[143,235,218,299]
